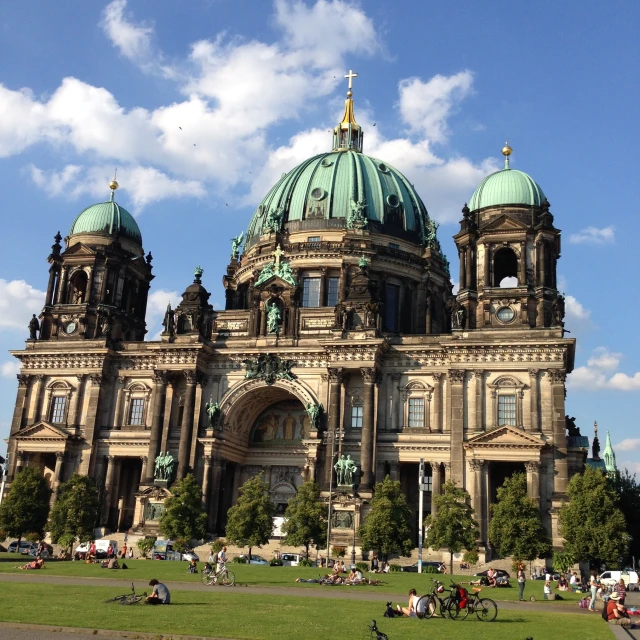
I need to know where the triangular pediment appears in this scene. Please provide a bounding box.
[16,421,71,440]
[136,485,172,499]
[482,214,529,232]
[465,425,544,448]
[254,275,296,290]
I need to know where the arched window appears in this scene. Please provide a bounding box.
[488,376,525,429]
[493,247,518,287]
[46,380,74,424]
[69,270,88,304]
[402,381,433,430]
[123,382,152,427]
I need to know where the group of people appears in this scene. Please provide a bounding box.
[369,556,391,573]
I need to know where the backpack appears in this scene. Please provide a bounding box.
[456,586,469,608]
[383,602,398,618]
[602,603,610,621]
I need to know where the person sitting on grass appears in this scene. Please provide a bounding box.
[20,557,45,570]
[146,579,170,605]
[187,558,198,574]
[486,568,497,587]
[101,557,119,569]
[606,593,634,627]
[557,575,569,591]
[396,589,426,618]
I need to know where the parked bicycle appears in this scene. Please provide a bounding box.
[446,582,498,621]
[362,620,388,640]
[103,582,146,605]
[416,578,455,619]
[201,562,235,586]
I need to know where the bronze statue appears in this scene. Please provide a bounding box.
[205,397,221,428]
[28,314,40,340]
[231,232,244,260]
[305,402,324,430]
[266,302,281,334]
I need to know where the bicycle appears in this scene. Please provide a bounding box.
[416,578,455,619]
[362,619,388,640]
[201,563,235,586]
[103,582,146,605]
[446,582,498,621]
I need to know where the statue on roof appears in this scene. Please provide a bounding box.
[205,397,221,428]
[255,261,276,287]
[230,232,244,260]
[264,206,284,233]
[565,415,581,437]
[348,199,368,229]
[28,314,40,340]
[266,302,282,335]
[278,262,298,286]
[424,218,440,250]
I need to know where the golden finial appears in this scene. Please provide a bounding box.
[109,168,119,192]
[502,140,513,157]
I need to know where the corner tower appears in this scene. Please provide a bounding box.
[453,143,564,330]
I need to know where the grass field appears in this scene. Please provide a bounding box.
[0,582,612,640]
[0,553,584,604]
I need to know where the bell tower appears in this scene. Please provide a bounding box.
[453,143,564,330]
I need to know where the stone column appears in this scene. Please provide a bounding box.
[139,456,148,484]
[53,452,64,491]
[549,370,568,494]
[466,245,473,290]
[484,243,491,288]
[474,370,484,432]
[443,462,451,483]
[528,369,540,432]
[525,460,541,505]
[202,455,212,507]
[10,375,31,436]
[431,373,443,433]
[177,370,197,480]
[319,267,327,306]
[391,373,401,431]
[28,374,45,424]
[519,242,527,284]
[459,247,467,290]
[324,367,343,487]
[190,375,207,469]
[389,461,399,482]
[448,370,465,484]
[69,375,85,428]
[101,456,115,525]
[208,457,224,533]
[145,371,169,482]
[231,464,243,503]
[15,450,25,473]
[160,378,175,453]
[430,462,441,517]
[359,367,376,491]
[469,459,487,543]
[45,266,57,306]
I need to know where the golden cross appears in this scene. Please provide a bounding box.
[273,244,285,267]
[344,69,358,91]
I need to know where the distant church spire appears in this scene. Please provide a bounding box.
[603,430,617,474]
[332,69,363,153]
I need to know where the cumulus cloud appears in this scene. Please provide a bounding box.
[617,439,640,451]
[101,0,155,68]
[568,347,640,391]
[0,361,20,378]
[146,289,182,340]
[0,280,46,333]
[569,226,615,245]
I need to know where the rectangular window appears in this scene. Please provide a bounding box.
[326,277,340,307]
[49,396,67,423]
[385,284,400,332]
[129,398,145,425]
[302,277,321,307]
[422,474,433,492]
[307,236,321,243]
[498,395,517,426]
[408,397,425,428]
[351,405,363,429]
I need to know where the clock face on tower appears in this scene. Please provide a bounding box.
[496,306,515,324]
[64,321,77,335]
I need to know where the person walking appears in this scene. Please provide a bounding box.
[517,563,526,601]
[588,570,598,611]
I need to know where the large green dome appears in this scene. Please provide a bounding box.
[469,161,545,212]
[245,149,432,247]
[69,197,142,245]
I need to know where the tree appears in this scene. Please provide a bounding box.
[609,469,640,564]
[425,480,479,574]
[559,466,629,569]
[282,480,326,560]
[137,537,155,558]
[159,473,207,542]
[0,467,50,546]
[358,476,413,560]
[488,473,551,562]
[225,473,275,562]
[47,474,100,550]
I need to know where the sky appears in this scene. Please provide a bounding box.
[0,0,638,470]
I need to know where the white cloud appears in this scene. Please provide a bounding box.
[565,295,590,323]
[569,226,615,245]
[101,0,154,66]
[617,439,640,452]
[0,361,20,378]
[568,347,640,391]
[146,289,182,340]
[619,462,640,475]
[398,71,474,143]
[0,279,45,333]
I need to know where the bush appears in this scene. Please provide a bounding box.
[463,549,479,565]
[232,556,247,564]
[356,561,369,572]
[25,532,40,544]
[423,564,440,573]
[389,564,403,572]
[210,539,226,554]
[269,558,283,566]
[332,545,346,558]
[173,538,187,554]
[553,550,576,574]
[299,559,314,567]
[57,532,76,552]
[137,537,155,559]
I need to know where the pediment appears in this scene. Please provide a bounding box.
[16,421,71,440]
[64,243,96,257]
[483,214,529,232]
[465,425,544,449]
[254,275,295,290]
[136,485,172,499]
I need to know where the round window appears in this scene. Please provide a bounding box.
[310,187,326,200]
[496,306,515,323]
[321,158,333,167]
[387,194,399,208]
[378,163,388,172]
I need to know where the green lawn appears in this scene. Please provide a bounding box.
[0,582,612,640]
[0,553,584,604]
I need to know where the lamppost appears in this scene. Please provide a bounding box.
[323,429,343,566]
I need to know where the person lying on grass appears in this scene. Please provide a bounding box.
[19,557,45,570]
[145,579,170,605]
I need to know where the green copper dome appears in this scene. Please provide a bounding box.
[469,156,545,212]
[245,149,433,247]
[69,196,142,245]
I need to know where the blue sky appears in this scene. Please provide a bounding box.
[0,0,638,469]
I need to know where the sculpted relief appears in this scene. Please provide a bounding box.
[250,400,311,444]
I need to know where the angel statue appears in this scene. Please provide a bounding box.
[205,396,221,428]
[266,302,282,334]
[264,206,284,233]
[305,402,324,430]
[230,232,244,260]
[347,199,367,229]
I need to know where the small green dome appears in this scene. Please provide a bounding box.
[245,150,432,247]
[469,163,545,212]
[69,199,142,245]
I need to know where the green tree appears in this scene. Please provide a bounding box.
[0,467,51,546]
[159,473,207,542]
[609,469,640,564]
[425,480,479,574]
[137,537,155,558]
[47,474,100,550]
[225,473,275,561]
[282,480,326,560]
[358,476,413,560]
[488,472,551,562]
[559,466,629,569]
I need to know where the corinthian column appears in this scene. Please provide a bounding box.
[177,370,197,480]
[146,370,169,482]
[548,370,568,494]
[359,367,377,491]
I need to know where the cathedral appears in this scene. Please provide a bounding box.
[5,74,586,556]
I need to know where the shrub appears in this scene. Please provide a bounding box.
[57,532,76,552]
[173,538,187,554]
[356,561,369,572]
[423,564,439,573]
[0,530,7,542]
[269,558,283,566]
[299,558,314,567]
[332,545,346,558]
[137,537,155,559]
[463,549,479,565]
[211,539,226,554]
[25,532,40,543]
[389,563,403,572]
[553,550,576,574]
[232,556,247,564]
